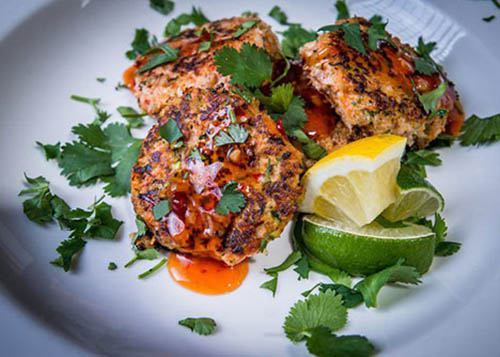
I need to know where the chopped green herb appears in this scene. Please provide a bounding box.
[149,0,174,15]
[417,82,447,114]
[214,43,273,88]
[115,82,127,90]
[198,31,214,52]
[179,317,217,335]
[37,141,61,161]
[367,22,391,50]
[260,272,278,297]
[153,199,171,220]
[493,0,500,9]
[190,6,210,26]
[281,24,317,59]
[319,23,366,55]
[138,258,167,279]
[125,248,160,267]
[233,20,260,39]
[293,129,328,160]
[135,217,147,238]
[269,5,288,25]
[108,262,118,270]
[215,181,246,215]
[242,11,258,17]
[260,236,270,252]
[70,94,110,125]
[369,14,383,24]
[459,113,500,146]
[126,28,152,60]
[264,250,302,274]
[50,238,87,272]
[284,290,347,342]
[159,119,183,144]
[435,241,461,257]
[335,0,350,20]
[264,159,273,181]
[306,326,375,357]
[136,44,179,73]
[483,15,496,22]
[293,254,310,280]
[214,124,249,146]
[96,77,106,83]
[414,57,438,75]
[117,106,146,128]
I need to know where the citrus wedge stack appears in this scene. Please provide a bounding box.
[299,135,407,227]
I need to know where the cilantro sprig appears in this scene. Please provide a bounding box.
[215,181,246,215]
[459,113,500,146]
[179,317,217,335]
[214,124,249,146]
[164,6,210,37]
[126,28,152,60]
[149,0,174,15]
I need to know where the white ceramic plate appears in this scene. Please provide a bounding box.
[1,0,500,355]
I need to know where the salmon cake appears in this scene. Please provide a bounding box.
[127,15,280,117]
[131,87,305,266]
[300,17,464,148]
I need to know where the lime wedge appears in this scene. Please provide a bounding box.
[383,165,444,222]
[301,215,436,276]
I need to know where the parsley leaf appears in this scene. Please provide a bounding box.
[233,20,260,39]
[214,124,249,146]
[179,317,217,336]
[159,119,183,144]
[108,262,117,270]
[459,113,500,146]
[306,327,375,357]
[126,28,152,60]
[215,181,246,215]
[335,0,350,20]
[149,0,174,15]
[269,6,288,25]
[260,272,278,297]
[284,290,347,342]
[354,259,421,308]
[281,24,317,59]
[153,199,171,220]
[435,241,461,257]
[214,43,273,88]
[37,142,61,161]
[50,237,87,272]
[136,44,179,73]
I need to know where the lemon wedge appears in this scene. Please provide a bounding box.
[299,135,407,227]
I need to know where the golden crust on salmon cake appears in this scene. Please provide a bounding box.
[299,17,464,148]
[131,87,305,266]
[128,15,280,117]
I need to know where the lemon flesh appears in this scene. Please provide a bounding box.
[300,135,407,227]
[302,215,436,276]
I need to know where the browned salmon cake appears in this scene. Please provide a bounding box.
[128,15,280,117]
[300,17,464,149]
[131,87,305,266]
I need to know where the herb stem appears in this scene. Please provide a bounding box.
[138,258,167,279]
[270,53,291,88]
[124,255,138,268]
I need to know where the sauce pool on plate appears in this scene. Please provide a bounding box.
[168,253,249,295]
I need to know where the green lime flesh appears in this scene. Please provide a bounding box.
[302,215,436,276]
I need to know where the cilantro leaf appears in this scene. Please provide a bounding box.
[159,119,183,144]
[96,77,106,83]
[50,237,87,272]
[59,142,113,187]
[284,290,347,342]
[459,113,500,146]
[71,123,109,149]
[135,217,148,238]
[414,57,437,75]
[427,134,456,149]
[354,259,421,308]
[149,0,174,15]
[281,24,317,59]
[264,250,302,274]
[369,14,383,24]
[126,28,151,60]
[367,22,389,50]
[153,199,171,220]
[306,327,375,357]
[318,284,364,308]
[125,248,160,268]
[257,83,294,113]
[269,6,288,25]
[335,0,350,20]
[37,142,61,161]
[293,129,328,160]
[433,213,447,243]
[435,241,461,257]
[214,43,273,88]
[215,181,246,215]
[403,149,442,172]
[84,200,123,239]
[283,96,308,135]
[138,258,167,279]
[233,20,260,39]
[483,15,496,22]
[293,254,310,280]
[190,6,210,26]
[108,262,117,270]
[319,23,366,55]
[19,175,54,224]
[416,37,437,58]
[260,272,278,297]
[136,44,179,73]
[417,82,447,114]
[214,124,249,146]
[179,317,217,336]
